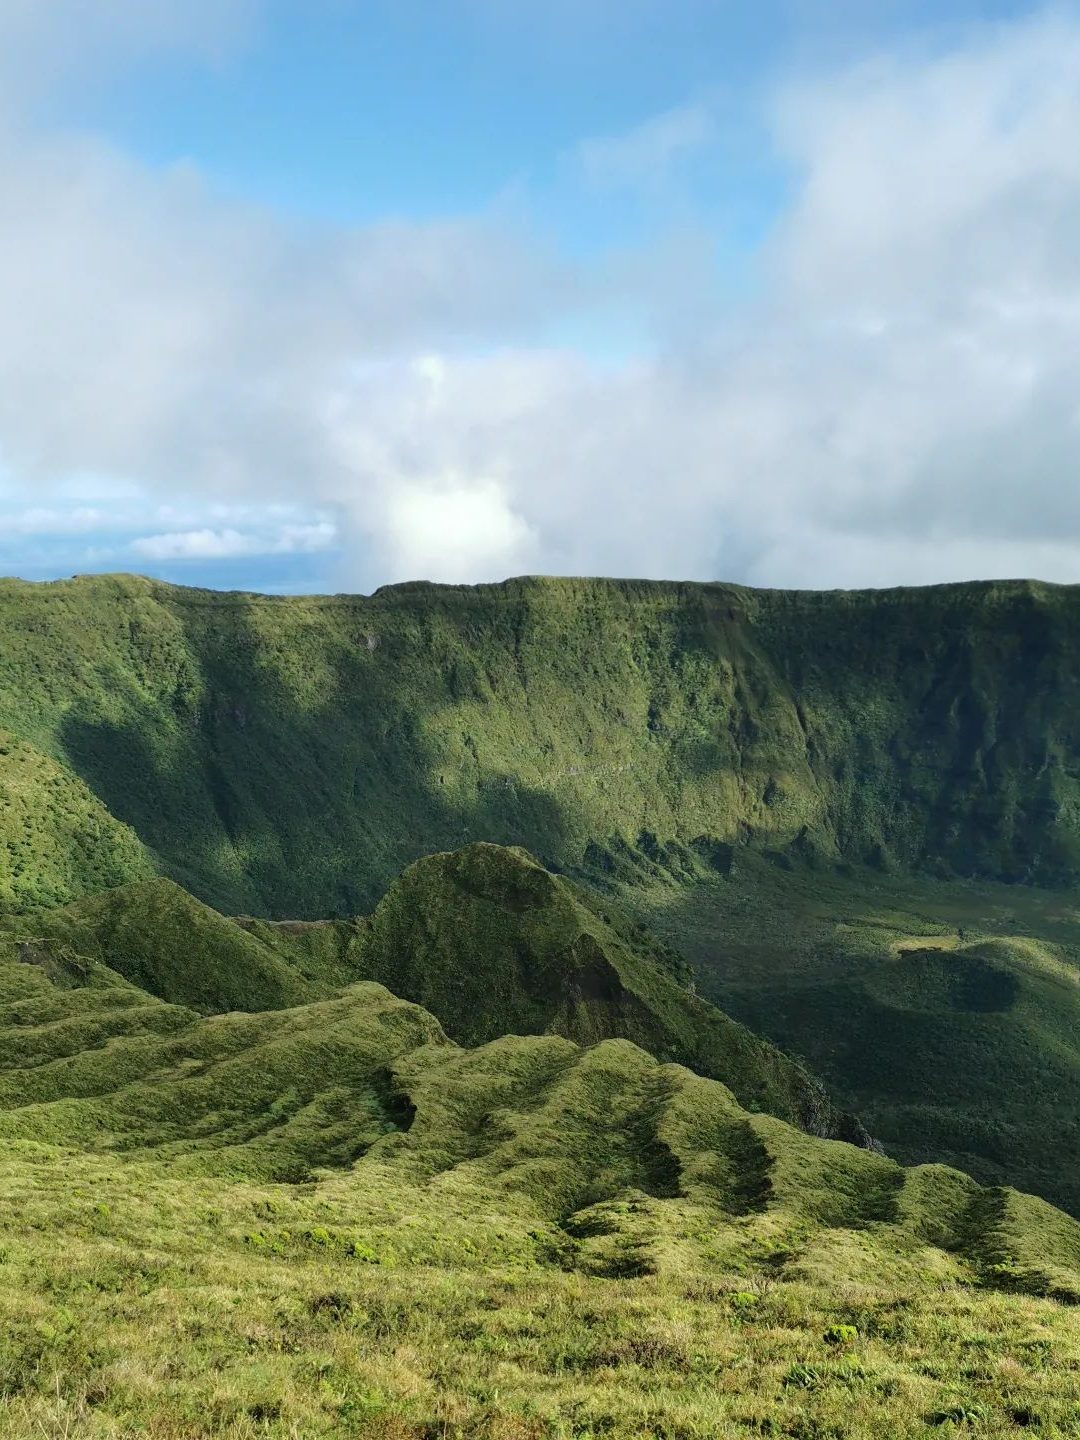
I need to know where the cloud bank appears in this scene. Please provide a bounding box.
[2,3,1080,590]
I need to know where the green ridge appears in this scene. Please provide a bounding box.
[3,572,1080,916]
[0,876,316,1013]
[4,573,1080,1432]
[356,842,869,1144]
[2,572,1080,1208]
[0,846,867,1145]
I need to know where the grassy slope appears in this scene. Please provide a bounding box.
[2,951,1080,1437]
[232,912,369,988]
[625,853,1080,1215]
[0,876,316,1013]
[0,727,153,911]
[5,571,1080,1430]
[0,845,866,1144]
[357,842,869,1144]
[3,573,1080,917]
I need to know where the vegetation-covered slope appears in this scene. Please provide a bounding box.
[357,842,868,1143]
[626,853,1080,1217]
[0,845,866,1144]
[0,876,315,1013]
[0,727,153,912]
[4,570,1080,1433]
[3,946,1080,1437]
[4,572,1080,916]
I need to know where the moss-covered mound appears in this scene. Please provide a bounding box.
[0,876,315,1013]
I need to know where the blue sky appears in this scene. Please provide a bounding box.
[63,2,1029,232]
[2,0,1080,592]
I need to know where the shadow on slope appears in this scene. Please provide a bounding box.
[627,853,1080,1216]
[52,578,593,917]
[0,729,154,911]
[26,572,1080,924]
[27,571,1072,919]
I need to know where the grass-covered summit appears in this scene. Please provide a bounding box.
[358,842,868,1144]
[4,572,1080,916]
[3,939,1080,1437]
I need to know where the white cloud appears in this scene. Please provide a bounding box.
[1,506,107,536]
[131,529,253,562]
[130,520,336,562]
[321,11,1080,591]
[577,104,715,189]
[748,531,1080,591]
[0,119,571,498]
[378,477,535,583]
[3,8,1080,592]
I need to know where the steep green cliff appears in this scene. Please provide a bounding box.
[2,572,1080,916]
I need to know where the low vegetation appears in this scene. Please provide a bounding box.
[624,851,1080,1215]
[2,939,1080,1438]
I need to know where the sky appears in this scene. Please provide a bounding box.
[1,0,1079,593]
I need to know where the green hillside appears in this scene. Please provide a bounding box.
[0,876,316,1013]
[0,845,866,1145]
[626,853,1080,1217]
[4,572,1080,917]
[4,572,1080,1432]
[3,945,1080,1437]
[357,843,868,1144]
[0,727,153,912]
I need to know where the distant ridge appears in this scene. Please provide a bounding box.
[3,572,1080,916]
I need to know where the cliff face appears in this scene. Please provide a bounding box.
[1,572,1078,915]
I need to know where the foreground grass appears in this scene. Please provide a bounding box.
[2,948,1080,1438]
[3,1148,1080,1439]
